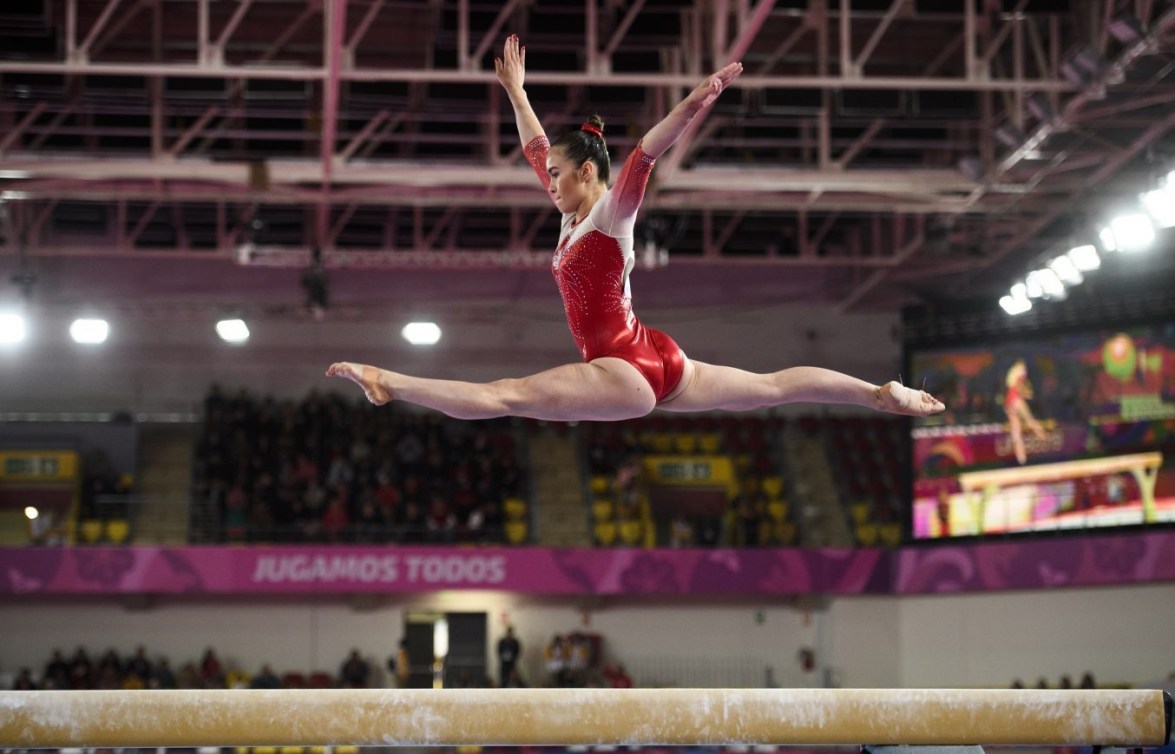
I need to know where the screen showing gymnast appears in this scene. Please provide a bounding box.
[327,35,945,423]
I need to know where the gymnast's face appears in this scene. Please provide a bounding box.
[546,148,596,215]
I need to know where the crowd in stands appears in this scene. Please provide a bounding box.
[8,638,636,691]
[581,414,894,548]
[9,645,376,691]
[542,632,633,688]
[194,386,526,545]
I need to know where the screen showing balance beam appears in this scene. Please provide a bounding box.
[908,321,1175,539]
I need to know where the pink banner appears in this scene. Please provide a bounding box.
[2,533,1174,597]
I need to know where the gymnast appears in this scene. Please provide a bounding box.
[327,35,945,422]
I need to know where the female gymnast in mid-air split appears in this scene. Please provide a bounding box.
[328,35,945,422]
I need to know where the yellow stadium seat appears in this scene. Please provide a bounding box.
[594,521,617,546]
[879,522,903,548]
[79,519,103,544]
[335,747,360,754]
[766,500,788,521]
[503,497,527,520]
[590,475,610,494]
[855,522,879,546]
[280,746,303,754]
[761,476,784,499]
[673,434,698,454]
[505,521,528,544]
[105,519,130,544]
[850,502,871,524]
[651,432,674,454]
[698,433,722,454]
[254,747,277,754]
[592,499,614,522]
[309,748,327,754]
[619,520,643,546]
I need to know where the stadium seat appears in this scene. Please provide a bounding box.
[594,521,617,546]
[850,502,871,524]
[78,519,103,544]
[698,432,722,454]
[505,520,528,544]
[590,475,610,494]
[619,520,644,546]
[855,523,879,546]
[308,672,333,688]
[105,519,130,544]
[879,523,903,548]
[673,433,698,454]
[761,475,784,499]
[503,497,527,520]
[766,500,789,522]
[592,499,614,522]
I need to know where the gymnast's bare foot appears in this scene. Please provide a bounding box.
[325,362,392,406]
[874,381,945,417]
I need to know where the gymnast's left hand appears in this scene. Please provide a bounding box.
[684,62,743,112]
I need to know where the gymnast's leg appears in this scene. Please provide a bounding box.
[658,360,945,416]
[326,357,657,422]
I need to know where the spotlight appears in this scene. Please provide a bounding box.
[0,312,26,344]
[1107,213,1156,252]
[1000,291,1032,315]
[401,321,441,346]
[1066,244,1101,271]
[216,318,250,344]
[1048,255,1083,285]
[24,506,39,520]
[1026,268,1066,299]
[70,318,109,344]
[1141,187,1175,228]
[1098,226,1118,252]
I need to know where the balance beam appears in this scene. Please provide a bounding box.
[958,451,1164,529]
[0,688,1170,748]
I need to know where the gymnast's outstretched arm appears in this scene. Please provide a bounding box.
[495,35,544,152]
[639,61,743,159]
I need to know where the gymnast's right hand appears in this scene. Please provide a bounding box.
[494,34,526,94]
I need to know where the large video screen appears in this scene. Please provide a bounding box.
[909,322,1175,539]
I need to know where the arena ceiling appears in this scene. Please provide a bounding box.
[0,0,1173,322]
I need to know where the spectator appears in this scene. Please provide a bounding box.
[339,650,370,688]
[353,497,388,543]
[251,664,282,689]
[43,649,69,689]
[322,494,351,542]
[605,664,633,689]
[127,645,153,680]
[12,668,37,690]
[544,635,568,687]
[391,639,411,688]
[669,513,694,548]
[497,626,521,687]
[70,646,94,689]
[200,648,224,687]
[152,657,176,689]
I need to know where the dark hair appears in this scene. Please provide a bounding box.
[551,114,610,184]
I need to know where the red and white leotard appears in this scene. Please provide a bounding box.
[524,135,687,402]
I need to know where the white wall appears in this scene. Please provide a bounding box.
[4,583,1173,689]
